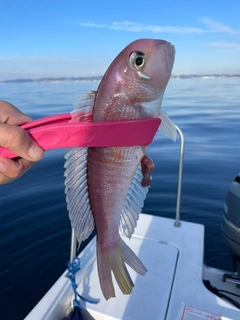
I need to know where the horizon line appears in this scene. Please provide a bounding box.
[1,74,240,83]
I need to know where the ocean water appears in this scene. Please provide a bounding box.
[0,77,240,319]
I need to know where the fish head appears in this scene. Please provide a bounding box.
[124,38,175,93]
[95,38,175,120]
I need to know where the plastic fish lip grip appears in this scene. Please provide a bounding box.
[0,113,161,159]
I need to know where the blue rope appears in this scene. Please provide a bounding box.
[66,257,98,306]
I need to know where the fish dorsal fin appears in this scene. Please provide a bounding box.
[64,92,96,245]
[71,90,96,122]
[158,110,177,141]
[120,165,149,239]
[64,147,94,245]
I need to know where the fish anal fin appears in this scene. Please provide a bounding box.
[120,165,149,239]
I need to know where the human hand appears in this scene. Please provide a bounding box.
[0,101,44,184]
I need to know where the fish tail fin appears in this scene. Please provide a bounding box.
[97,238,147,300]
[120,238,147,275]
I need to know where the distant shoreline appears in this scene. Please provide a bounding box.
[1,74,240,83]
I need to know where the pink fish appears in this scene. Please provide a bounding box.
[64,39,175,300]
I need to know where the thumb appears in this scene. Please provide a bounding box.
[0,123,44,161]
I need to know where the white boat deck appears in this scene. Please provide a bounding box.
[25,214,240,320]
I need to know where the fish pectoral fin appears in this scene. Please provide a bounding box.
[97,238,147,300]
[158,110,177,141]
[140,155,154,187]
[120,165,149,239]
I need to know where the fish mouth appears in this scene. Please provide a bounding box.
[168,43,175,73]
[135,42,175,99]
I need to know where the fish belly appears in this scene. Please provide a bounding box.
[87,146,143,238]
[87,146,147,299]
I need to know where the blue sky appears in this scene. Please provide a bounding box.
[1,0,240,80]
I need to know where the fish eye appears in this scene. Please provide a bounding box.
[129,51,146,69]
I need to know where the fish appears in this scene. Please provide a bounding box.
[64,38,176,300]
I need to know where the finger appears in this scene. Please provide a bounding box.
[0,171,12,184]
[0,100,32,125]
[0,157,35,184]
[0,123,44,161]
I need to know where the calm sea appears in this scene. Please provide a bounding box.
[0,77,240,319]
